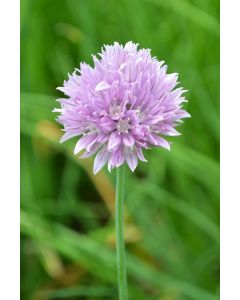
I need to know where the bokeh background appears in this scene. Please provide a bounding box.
[20,0,220,299]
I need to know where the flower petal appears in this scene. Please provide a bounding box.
[108,131,121,150]
[107,150,124,172]
[74,133,97,155]
[148,133,170,150]
[100,116,116,132]
[136,148,148,162]
[122,133,135,148]
[159,125,181,136]
[95,81,110,92]
[60,131,80,143]
[93,147,110,174]
[177,111,191,118]
[125,153,138,172]
[80,143,102,158]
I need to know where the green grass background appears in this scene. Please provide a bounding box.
[20,0,219,299]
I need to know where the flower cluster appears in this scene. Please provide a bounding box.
[54,42,190,174]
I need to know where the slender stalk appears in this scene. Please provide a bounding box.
[116,165,128,300]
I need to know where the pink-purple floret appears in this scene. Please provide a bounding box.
[54,42,190,174]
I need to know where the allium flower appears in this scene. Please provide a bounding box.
[54,42,190,174]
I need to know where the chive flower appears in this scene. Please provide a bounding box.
[54,42,190,174]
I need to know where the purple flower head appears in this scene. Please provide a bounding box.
[54,42,190,174]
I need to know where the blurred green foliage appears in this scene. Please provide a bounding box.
[20,0,219,299]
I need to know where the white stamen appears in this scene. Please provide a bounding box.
[110,105,121,118]
[117,119,130,133]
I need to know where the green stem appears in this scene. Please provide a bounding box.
[116,165,128,300]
